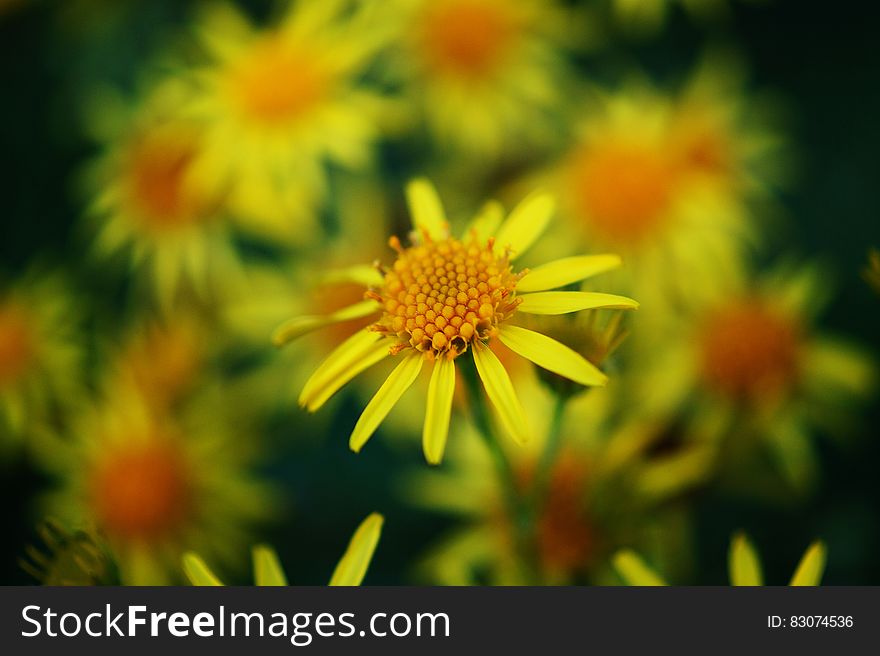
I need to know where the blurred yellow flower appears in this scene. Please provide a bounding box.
[387,0,576,161]
[641,262,874,492]
[274,180,636,464]
[613,532,826,586]
[104,313,218,416]
[408,378,704,584]
[83,82,246,313]
[185,0,389,241]
[0,271,83,451]
[183,512,384,586]
[541,60,784,306]
[41,385,275,585]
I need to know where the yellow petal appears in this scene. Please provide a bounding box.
[789,541,827,586]
[517,291,639,314]
[252,545,288,586]
[350,353,423,452]
[462,200,504,242]
[472,343,529,444]
[272,300,379,347]
[406,178,447,240]
[498,325,608,386]
[494,192,555,260]
[517,254,623,292]
[423,357,456,465]
[611,550,667,586]
[329,513,384,586]
[182,552,224,586]
[299,330,390,412]
[729,533,763,586]
[320,264,384,288]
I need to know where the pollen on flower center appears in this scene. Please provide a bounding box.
[228,36,327,125]
[569,140,678,244]
[0,302,34,387]
[699,299,802,399]
[90,440,192,542]
[418,0,518,78]
[125,127,215,230]
[370,234,523,358]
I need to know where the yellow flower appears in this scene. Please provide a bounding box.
[82,82,247,312]
[407,377,703,584]
[540,60,783,306]
[40,385,275,585]
[386,0,577,161]
[0,270,83,451]
[184,0,389,239]
[274,180,637,464]
[640,262,874,493]
[613,532,827,586]
[182,513,384,586]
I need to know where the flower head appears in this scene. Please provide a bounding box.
[185,0,389,237]
[82,82,246,312]
[0,271,83,450]
[640,262,874,493]
[274,180,637,464]
[387,0,577,160]
[41,385,275,584]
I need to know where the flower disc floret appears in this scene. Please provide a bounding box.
[370,234,524,359]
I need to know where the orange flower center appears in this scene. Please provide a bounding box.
[569,140,679,245]
[699,299,802,399]
[125,127,215,231]
[90,440,192,543]
[371,235,522,358]
[228,36,327,126]
[535,456,595,573]
[418,0,518,79]
[0,302,34,388]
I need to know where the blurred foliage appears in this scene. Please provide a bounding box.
[1,0,879,586]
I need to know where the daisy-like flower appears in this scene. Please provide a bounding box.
[40,385,275,585]
[0,271,83,451]
[184,0,390,239]
[541,64,782,306]
[83,81,246,312]
[613,532,827,586]
[407,377,707,584]
[641,262,874,492]
[274,180,637,464]
[183,513,383,586]
[385,0,577,161]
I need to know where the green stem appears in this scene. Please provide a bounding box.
[531,393,568,507]
[460,358,538,584]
